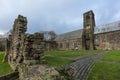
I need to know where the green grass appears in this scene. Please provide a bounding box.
[88,62,120,80]
[0,52,13,76]
[88,50,120,80]
[102,50,120,62]
[43,56,71,68]
[42,50,103,68]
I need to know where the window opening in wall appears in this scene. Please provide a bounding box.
[102,34,107,42]
[95,38,99,46]
[86,15,90,22]
[60,43,63,48]
[74,42,78,48]
[66,43,69,48]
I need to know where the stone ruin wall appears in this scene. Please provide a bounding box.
[45,41,57,51]
[57,38,82,50]
[56,30,120,50]
[3,15,63,80]
[3,15,45,70]
[95,30,120,50]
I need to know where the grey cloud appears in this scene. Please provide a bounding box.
[0,0,120,35]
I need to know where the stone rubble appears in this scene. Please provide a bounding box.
[3,15,63,80]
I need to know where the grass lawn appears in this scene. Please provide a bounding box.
[0,52,13,76]
[42,50,103,68]
[102,50,120,62]
[87,62,120,80]
[88,50,120,80]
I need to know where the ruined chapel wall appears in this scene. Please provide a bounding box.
[95,30,120,50]
[45,41,57,51]
[4,15,45,70]
[57,38,82,50]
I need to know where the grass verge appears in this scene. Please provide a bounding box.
[102,50,120,62]
[87,62,120,80]
[88,50,120,80]
[0,52,13,76]
[42,50,103,68]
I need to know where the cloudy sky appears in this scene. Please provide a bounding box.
[0,0,120,35]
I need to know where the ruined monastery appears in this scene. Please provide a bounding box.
[1,10,120,80]
[54,10,120,50]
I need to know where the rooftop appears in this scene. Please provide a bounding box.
[55,21,120,41]
[94,21,120,34]
[55,29,83,41]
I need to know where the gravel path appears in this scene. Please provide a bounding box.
[64,52,108,80]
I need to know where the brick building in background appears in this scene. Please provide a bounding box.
[55,10,120,50]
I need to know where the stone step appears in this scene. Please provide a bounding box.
[78,62,94,80]
[72,63,85,77]
[77,62,91,79]
[84,62,94,80]
[75,62,89,78]
[64,52,108,80]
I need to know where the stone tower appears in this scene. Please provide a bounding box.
[82,10,95,50]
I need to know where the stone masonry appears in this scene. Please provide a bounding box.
[3,15,63,80]
[82,10,95,50]
[3,15,45,70]
[55,10,120,50]
[95,30,120,50]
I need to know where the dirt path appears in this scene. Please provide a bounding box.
[64,52,108,80]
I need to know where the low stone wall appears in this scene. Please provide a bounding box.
[0,71,19,80]
[18,64,63,80]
